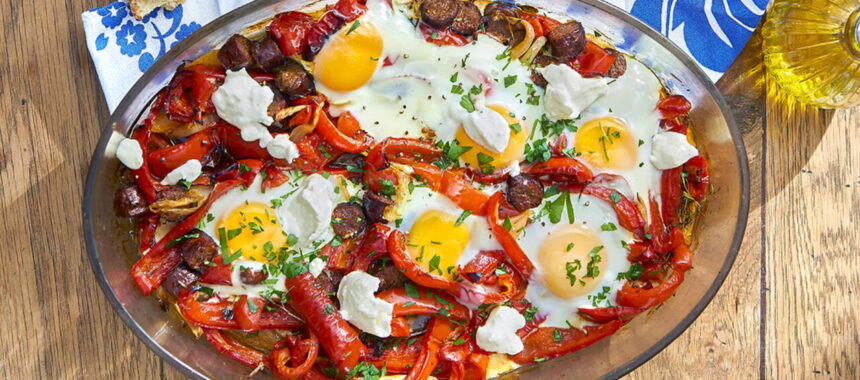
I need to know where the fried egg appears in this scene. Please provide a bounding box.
[314,0,544,160]
[391,184,501,279]
[517,193,634,328]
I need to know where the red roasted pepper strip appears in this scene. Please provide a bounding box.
[269,11,315,57]
[262,164,291,191]
[459,250,505,285]
[293,133,341,172]
[130,123,163,202]
[137,213,160,252]
[234,295,268,332]
[284,272,367,374]
[377,288,469,321]
[487,192,535,278]
[131,246,182,296]
[525,157,594,183]
[616,235,693,309]
[177,289,303,330]
[203,328,268,368]
[569,41,615,77]
[683,155,709,201]
[316,112,373,153]
[198,255,232,285]
[366,337,423,374]
[660,166,683,227]
[420,23,468,46]
[271,333,320,379]
[583,185,646,237]
[578,306,644,323]
[511,319,622,364]
[219,123,271,160]
[407,317,456,380]
[147,127,221,178]
[350,224,392,272]
[440,170,491,216]
[365,137,442,171]
[656,94,692,120]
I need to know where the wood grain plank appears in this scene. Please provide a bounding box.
[764,79,860,378]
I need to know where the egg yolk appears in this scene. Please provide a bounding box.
[407,210,470,279]
[313,19,383,92]
[537,224,608,299]
[216,202,288,263]
[456,105,527,169]
[574,116,638,170]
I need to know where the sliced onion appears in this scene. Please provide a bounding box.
[521,36,547,65]
[510,19,536,61]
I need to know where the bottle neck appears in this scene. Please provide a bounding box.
[846,7,860,59]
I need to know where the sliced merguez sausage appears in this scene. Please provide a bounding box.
[328,153,366,171]
[252,35,286,72]
[331,202,367,238]
[240,267,268,285]
[363,191,393,224]
[482,2,522,45]
[506,174,544,212]
[547,21,586,59]
[420,0,461,28]
[162,265,201,297]
[451,1,482,36]
[530,54,559,88]
[274,59,315,100]
[605,48,627,78]
[218,34,255,70]
[115,183,149,217]
[176,229,219,272]
[368,261,409,292]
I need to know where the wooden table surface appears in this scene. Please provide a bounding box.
[1,1,858,379]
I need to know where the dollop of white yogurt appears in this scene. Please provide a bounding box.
[212,68,275,148]
[452,102,510,154]
[475,306,525,355]
[116,138,144,170]
[539,64,608,121]
[650,131,699,169]
[308,258,326,278]
[337,271,394,337]
[276,174,339,248]
[266,134,300,163]
[160,159,202,186]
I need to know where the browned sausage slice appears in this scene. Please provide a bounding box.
[274,59,315,100]
[506,174,544,212]
[605,48,627,78]
[547,21,586,59]
[239,267,268,285]
[451,1,482,36]
[368,261,409,292]
[114,183,148,217]
[420,0,461,28]
[482,2,517,45]
[331,202,367,238]
[530,54,559,88]
[363,191,393,224]
[176,230,219,272]
[218,34,255,70]
[252,35,286,72]
[162,265,200,297]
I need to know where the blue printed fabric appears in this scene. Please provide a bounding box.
[82,0,765,111]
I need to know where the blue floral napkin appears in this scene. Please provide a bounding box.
[82,0,767,112]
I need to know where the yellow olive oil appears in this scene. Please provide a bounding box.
[763,0,860,108]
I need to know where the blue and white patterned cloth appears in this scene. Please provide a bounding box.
[82,0,767,111]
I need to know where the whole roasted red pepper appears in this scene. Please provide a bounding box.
[511,319,622,364]
[284,272,367,375]
[203,328,268,368]
[147,127,221,178]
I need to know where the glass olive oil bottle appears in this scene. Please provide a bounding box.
[763,0,860,108]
